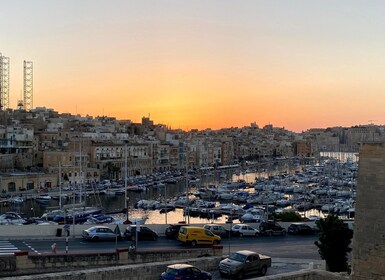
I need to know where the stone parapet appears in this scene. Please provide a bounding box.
[261,269,349,280]
[0,246,223,277]
[0,266,348,280]
[1,256,222,280]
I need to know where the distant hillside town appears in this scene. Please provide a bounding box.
[0,107,383,193]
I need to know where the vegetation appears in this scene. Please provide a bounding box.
[268,211,303,222]
[314,214,353,272]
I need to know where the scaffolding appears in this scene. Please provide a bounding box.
[0,54,10,110]
[23,60,33,111]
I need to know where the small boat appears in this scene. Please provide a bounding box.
[52,207,103,224]
[23,217,58,225]
[9,196,24,205]
[84,215,115,224]
[240,207,266,223]
[35,195,52,204]
[159,205,176,214]
[127,185,147,192]
[0,212,26,225]
[114,189,126,196]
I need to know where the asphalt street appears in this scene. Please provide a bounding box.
[1,235,324,279]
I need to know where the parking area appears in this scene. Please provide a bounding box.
[210,259,322,279]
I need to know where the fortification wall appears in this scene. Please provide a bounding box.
[352,142,385,280]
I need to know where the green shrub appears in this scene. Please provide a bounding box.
[314,214,353,272]
[268,211,303,222]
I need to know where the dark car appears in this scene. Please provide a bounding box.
[165,224,189,239]
[288,223,315,235]
[124,225,158,241]
[259,220,286,236]
[203,224,229,238]
[82,226,122,241]
[160,263,212,280]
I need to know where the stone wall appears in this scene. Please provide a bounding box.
[262,270,349,280]
[0,255,16,272]
[1,256,222,280]
[0,265,348,280]
[0,246,223,277]
[352,142,385,280]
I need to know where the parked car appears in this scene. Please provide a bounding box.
[82,226,122,241]
[160,263,212,280]
[259,220,286,236]
[177,226,221,246]
[231,223,259,237]
[165,223,189,239]
[203,224,229,237]
[218,250,271,278]
[124,225,158,241]
[288,223,315,235]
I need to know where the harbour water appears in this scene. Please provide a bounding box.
[2,159,332,225]
[3,171,257,224]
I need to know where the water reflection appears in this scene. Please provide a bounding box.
[5,163,311,224]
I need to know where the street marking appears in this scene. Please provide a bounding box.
[0,240,19,255]
[23,241,41,255]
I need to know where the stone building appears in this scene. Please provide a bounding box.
[352,142,385,279]
[43,150,100,186]
[0,172,57,193]
[294,140,312,157]
[88,142,152,178]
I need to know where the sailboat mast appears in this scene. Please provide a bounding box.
[185,149,190,224]
[59,162,62,210]
[125,142,128,221]
[79,141,82,204]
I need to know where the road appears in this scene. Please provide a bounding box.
[1,235,322,279]
[3,235,320,260]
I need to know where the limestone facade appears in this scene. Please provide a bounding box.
[352,142,385,280]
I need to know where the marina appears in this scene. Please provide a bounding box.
[0,154,357,226]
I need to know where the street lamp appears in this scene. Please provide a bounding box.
[165,184,168,224]
[185,152,191,224]
[227,216,233,255]
[124,142,129,222]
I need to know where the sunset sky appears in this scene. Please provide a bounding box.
[1,1,385,132]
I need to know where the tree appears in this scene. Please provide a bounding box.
[314,214,353,272]
[268,211,303,222]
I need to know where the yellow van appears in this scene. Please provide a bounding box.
[177,226,221,246]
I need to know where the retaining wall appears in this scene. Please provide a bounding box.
[0,264,349,280]
[0,246,223,278]
[1,256,222,280]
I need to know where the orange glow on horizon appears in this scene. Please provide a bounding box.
[3,1,385,132]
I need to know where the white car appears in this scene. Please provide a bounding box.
[231,223,259,237]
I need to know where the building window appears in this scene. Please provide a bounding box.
[8,182,16,192]
[27,182,34,190]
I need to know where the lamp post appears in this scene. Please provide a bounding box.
[124,142,129,222]
[227,211,234,255]
[59,162,62,210]
[185,152,190,224]
[165,184,168,224]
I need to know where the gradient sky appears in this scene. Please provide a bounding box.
[1,1,385,132]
